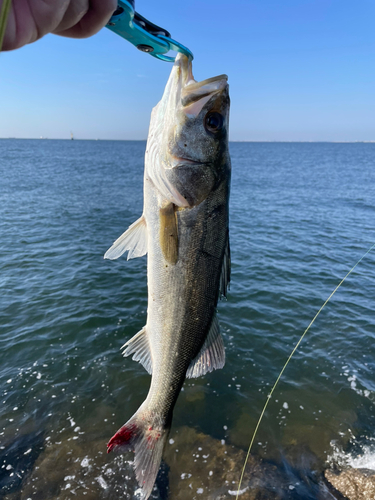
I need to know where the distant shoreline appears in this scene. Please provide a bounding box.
[1,138,375,144]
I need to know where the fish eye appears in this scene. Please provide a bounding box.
[204,112,224,133]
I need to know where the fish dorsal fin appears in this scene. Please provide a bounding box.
[219,236,231,298]
[186,314,225,379]
[104,215,147,260]
[121,326,152,374]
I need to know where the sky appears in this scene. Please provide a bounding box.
[0,0,374,141]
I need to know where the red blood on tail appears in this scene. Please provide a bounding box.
[106,411,169,499]
[107,423,137,453]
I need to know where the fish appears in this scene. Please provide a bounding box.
[104,53,231,499]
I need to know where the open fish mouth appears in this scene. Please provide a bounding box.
[184,74,229,92]
[176,54,228,107]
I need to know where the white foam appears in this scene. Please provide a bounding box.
[348,446,375,470]
[228,486,249,496]
[96,475,108,489]
[343,370,373,400]
[328,438,375,471]
[67,415,76,427]
[81,457,90,467]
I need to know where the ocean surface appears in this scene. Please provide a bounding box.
[1,139,374,499]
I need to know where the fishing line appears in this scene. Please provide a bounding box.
[0,0,11,52]
[235,242,375,499]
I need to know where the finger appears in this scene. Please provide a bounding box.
[50,0,88,34]
[53,0,117,39]
[2,0,70,50]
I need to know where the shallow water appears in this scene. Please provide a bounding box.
[1,139,375,499]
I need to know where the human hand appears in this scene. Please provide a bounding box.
[1,0,118,51]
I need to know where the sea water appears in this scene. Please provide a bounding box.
[1,139,375,499]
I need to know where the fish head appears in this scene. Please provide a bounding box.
[146,54,230,208]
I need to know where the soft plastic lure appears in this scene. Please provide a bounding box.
[106,0,193,62]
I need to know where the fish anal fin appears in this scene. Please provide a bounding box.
[104,215,147,261]
[159,202,178,265]
[121,326,152,374]
[186,314,225,379]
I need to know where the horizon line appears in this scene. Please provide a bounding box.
[1,138,375,144]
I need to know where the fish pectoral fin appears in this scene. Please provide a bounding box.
[159,202,178,265]
[219,235,231,299]
[104,215,148,261]
[121,326,152,374]
[186,314,225,379]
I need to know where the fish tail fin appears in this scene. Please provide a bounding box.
[107,410,169,499]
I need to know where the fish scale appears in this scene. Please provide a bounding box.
[104,53,231,499]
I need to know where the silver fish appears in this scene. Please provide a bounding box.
[105,53,231,499]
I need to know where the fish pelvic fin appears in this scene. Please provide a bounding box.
[121,326,152,374]
[104,215,148,260]
[107,411,169,500]
[186,313,225,379]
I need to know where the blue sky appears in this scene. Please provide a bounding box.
[1,0,374,141]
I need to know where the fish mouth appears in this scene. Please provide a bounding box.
[184,74,228,92]
[175,54,228,108]
[170,156,209,168]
